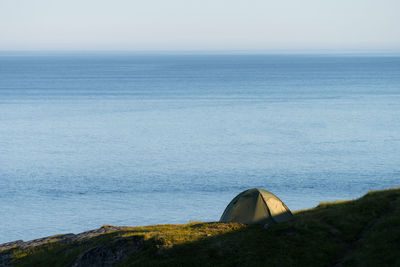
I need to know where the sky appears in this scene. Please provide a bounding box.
[1,0,400,51]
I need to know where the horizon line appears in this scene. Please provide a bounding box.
[1,48,400,56]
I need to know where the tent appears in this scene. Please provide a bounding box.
[220,188,293,225]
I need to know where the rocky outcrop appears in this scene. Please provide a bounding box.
[0,226,127,252]
[0,226,129,267]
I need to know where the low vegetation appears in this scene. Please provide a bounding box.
[1,188,399,266]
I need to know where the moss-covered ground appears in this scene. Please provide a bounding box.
[1,188,399,266]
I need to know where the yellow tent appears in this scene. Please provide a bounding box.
[220,188,293,225]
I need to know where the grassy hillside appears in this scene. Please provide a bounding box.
[1,188,399,266]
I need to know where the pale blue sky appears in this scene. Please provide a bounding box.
[1,0,399,51]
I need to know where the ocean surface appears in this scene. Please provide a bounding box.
[1,52,399,243]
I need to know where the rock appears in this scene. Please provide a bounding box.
[72,236,144,267]
[0,240,24,252]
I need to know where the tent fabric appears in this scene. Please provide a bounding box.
[219,188,293,225]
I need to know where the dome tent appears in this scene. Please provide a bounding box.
[220,188,293,225]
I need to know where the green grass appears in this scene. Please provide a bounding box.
[2,188,399,266]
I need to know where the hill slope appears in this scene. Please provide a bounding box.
[1,188,399,266]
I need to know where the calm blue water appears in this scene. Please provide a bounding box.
[1,52,399,243]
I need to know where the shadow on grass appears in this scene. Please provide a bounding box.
[119,188,400,267]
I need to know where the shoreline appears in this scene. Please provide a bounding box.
[1,187,399,266]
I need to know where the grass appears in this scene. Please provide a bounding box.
[1,188,399,266]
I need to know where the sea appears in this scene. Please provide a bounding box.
[0,52,399,243]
